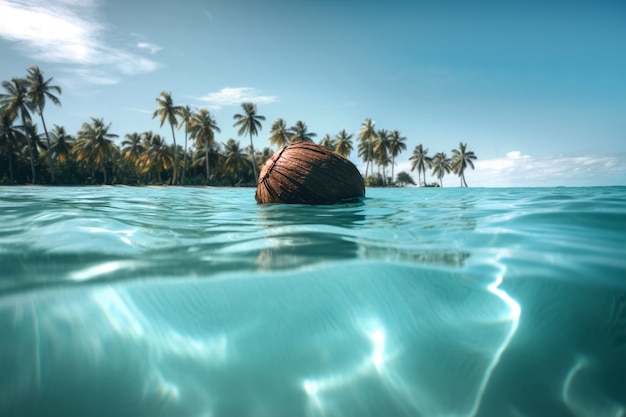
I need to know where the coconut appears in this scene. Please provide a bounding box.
[255,142,365,205]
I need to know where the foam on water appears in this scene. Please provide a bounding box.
[1,186,625,417]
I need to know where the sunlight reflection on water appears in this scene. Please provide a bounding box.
[1,186,625,417]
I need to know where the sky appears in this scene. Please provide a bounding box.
[1,0,625,187]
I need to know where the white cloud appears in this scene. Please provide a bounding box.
[137,42,161,55]
[0,0,159,85]
[468,152,626,187]
[505,151,527,160]
[197,87,277,109]
[60,68,119,87]
[123,107,153,115]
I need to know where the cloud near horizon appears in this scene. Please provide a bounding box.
[0,0,159,85]
[197,87,277,110]
[136,42,161,55]
[390,151,626,187]
[472,152,626,187]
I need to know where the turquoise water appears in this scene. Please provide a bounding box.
[1,186,625,417]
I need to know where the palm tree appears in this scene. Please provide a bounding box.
[121,132,144,164]
[49,125,74,182]
[23,120,45,161]
[190,108,220,184]
[257,146,273,168]
[318,133,334,150]
[358,118,376,178]
[357,138,370,176]
[233,102,265,182]
[269,118,289,149]
[140,130,157,149]
[26,66,62,183]
[409,144,432,187]
[153,92,181,184]
[380,154,392,185]
[193,143,219,178]
[177,105,193,184]
[373,129,390,184]
[137,131,156,181]
[222,138,250,185]
[73,118,119,184]
[289,120,316,143]
[49,125,74,164]
[1,78,36,183]
[451,142,477,187]
[388,130,407,184]
[334,129,354,158]
[0,111,23,182]
[431,152,451,187]
[137,133,173,184]
[148,138,174,184]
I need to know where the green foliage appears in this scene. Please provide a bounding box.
[365,174,384,187]
[451,142,477,187]
[288,120,316,144]
[233,102,265,182]
[395,171,415,186]
[269,118,289,148]
[334,129,353,158]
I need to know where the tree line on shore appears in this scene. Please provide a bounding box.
[1,66,477,187]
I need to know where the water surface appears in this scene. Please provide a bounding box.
[1,186,625,417]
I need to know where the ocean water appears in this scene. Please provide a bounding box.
[1,186,625,417]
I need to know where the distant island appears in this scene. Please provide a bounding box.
[1,66,476,187]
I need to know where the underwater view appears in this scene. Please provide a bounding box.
[1,186,625,417]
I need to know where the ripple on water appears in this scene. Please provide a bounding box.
[1,186,626,416]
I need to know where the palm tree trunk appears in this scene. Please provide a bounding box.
[182,131,188,184]
[169,123,178,185]
[21,115,36,184]
[391,156,395,184]
[249,133,258,182]
[365,142,372,178]
[205,145,210,185]
[6,132,15,182]
[39,112,54,184]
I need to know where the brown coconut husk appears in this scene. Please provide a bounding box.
[255,142,365,205]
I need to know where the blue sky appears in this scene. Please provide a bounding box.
[1,0,625,187]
